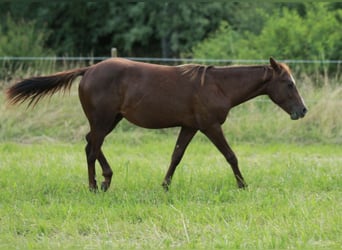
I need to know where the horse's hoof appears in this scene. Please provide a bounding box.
[89,185,98,193]
[237,182,248,189]
[162,182,170,192]
[101,182,109,192]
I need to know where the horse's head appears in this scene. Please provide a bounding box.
[266,57,307,120]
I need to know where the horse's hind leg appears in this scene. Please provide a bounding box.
[97,149,114,191]
[86,133,110,191]
[85,132,101,191]
[85,114,122,192]
[98,114,123,191]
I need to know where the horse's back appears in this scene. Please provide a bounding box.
[79,58,198,129]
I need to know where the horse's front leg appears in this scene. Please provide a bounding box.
[162,127,197,191]
[202,124,247,189]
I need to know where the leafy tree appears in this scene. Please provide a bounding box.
[0,2,259,57]
[242,3,342,61]
[80,2,236,57]
[1,1,340,62]
[190,21,241,60]
[192,3,342,77]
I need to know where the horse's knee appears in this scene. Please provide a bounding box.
[85,133,90,142]
[85,140,101,164]
[85,142,91,155]
[86,148,98,164]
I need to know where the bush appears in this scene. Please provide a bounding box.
[189,21,241,60]
[0,15,54,82]
[191,3,342,81]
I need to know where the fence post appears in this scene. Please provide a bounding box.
[111,48,117,57]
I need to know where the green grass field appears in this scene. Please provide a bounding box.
[0,75,341,249]
[0,140,341,249]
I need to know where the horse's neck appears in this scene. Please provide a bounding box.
[211,66,272,107]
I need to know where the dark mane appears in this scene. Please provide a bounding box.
[178,64,213,86]
[211,62,292,78]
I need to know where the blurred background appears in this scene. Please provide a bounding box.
[0,2,341,57]
[0,2,341,66]
[0,2,341,144]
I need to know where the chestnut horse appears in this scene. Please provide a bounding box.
[7,57,307,191]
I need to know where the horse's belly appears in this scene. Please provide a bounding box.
[121,104,193,129]
[123,110,178,129]
[119,86,196,128]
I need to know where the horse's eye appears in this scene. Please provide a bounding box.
[288,83,294,89]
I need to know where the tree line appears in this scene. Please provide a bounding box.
[1,2,340,61]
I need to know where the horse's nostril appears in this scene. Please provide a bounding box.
[303,107,308,115]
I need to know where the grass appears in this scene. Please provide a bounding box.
[0,71,341,249]
[0,139,341,249]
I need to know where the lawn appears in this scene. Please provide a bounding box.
[0,135,341,249]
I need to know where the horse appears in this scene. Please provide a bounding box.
[6,57,307,192]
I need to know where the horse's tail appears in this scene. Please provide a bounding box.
[6,67,90,107]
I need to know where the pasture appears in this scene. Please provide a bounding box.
[0,74,341,249]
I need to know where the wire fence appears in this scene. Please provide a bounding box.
[1,56,339,105]
[1,56,341,108]
[0,56,341,65]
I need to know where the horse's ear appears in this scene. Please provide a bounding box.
[270,57,281,73]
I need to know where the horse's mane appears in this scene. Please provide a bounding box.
[177,64,213,86]
[177,62,291,85]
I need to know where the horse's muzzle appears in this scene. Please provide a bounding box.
[291,107,308,120]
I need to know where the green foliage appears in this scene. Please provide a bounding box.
[0,15,53,80]
[1,2,341,61]
[0,2,232,57]
[192,3,342,76]
[151,2,229,57]
[93,2,236,57]
[243,3,342,61]
[189,21,242,60]
[0,16,50,57]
